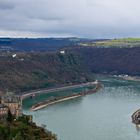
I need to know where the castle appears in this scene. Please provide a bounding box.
[0,92,22,120]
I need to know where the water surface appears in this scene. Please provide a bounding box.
[23,76,140,140]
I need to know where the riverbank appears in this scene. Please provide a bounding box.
[31,94,82,111]
[113,74,140,82]
[23,76,140,140]
[31,81,102,111]
[95,73,140,82]
[21,81,98,100]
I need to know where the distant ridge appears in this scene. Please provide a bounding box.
[0,38,107,52]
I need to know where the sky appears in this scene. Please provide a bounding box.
[0,0,140,38]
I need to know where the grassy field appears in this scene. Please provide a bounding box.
[79,38,140,48]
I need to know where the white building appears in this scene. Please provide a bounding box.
[12,54,17,58]
[60,50,65,54]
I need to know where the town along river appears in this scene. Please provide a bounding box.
[23,76,140,140]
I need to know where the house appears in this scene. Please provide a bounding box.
[12,54,17,58]
[60,50,65,54]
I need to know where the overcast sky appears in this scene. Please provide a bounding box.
[0,0,140,38]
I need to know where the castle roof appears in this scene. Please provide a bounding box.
[1,95,21,103]
[0,104,8,108]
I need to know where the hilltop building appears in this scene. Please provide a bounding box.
[60,50,65,54]
[0,104,8,120]
[0,93,22,120]
[12,54,17,58]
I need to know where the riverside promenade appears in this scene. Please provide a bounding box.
[21,81,99,100]
[31,81,102,111]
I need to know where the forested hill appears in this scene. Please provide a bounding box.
[0,52,93,93]
[1,37,140,52]
[69,47,140,76]
[1,38,140,93]
[0,38,102,51]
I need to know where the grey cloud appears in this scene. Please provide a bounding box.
[0,0,140,38]
[27,16,64,21]
[0,0,15,10]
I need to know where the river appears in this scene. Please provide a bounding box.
[23,75,140,140]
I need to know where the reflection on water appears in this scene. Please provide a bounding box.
[23,86,90,109]
[23,76,140,140]
[136,125,140,132]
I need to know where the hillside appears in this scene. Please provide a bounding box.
[0,38,98,52]
[0,51,93,93]
[0,115,57,140]
[69,47,140,75]
[1,38,140,93]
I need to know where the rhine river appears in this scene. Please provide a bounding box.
[23,76,140,140]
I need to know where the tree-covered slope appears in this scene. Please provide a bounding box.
[1,38,140,93]
[0,52,93,93]
[69,47,140,75]
[0,115,57,140]
[0,38,96,51]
